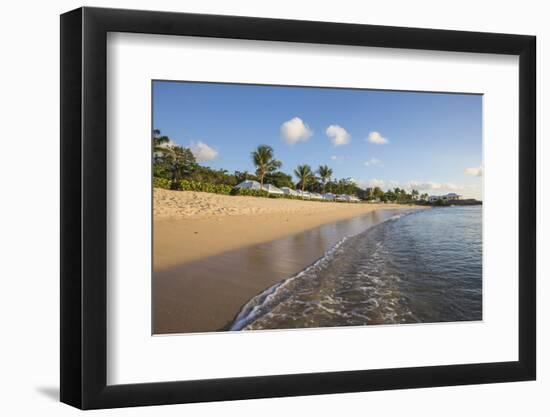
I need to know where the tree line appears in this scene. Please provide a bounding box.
[366,186,426,203]
[153,129,421,202]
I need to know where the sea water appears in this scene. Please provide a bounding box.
[230,205,482,330]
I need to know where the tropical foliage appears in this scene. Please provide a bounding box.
[251,145,282,186]
[294,164,314,192]
[153,129,196,188]
[363,186,422,203]
[187,166,237,186]
[317,165,333,193]
[263,171,294,189]
[230,188,269,197]
[152,128,426,203]
[179,180,233,194]
[153,177,171,189]
[234,170,258,183]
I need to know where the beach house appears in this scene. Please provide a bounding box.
[234,180,263,190]
[281,187,299,196]
[428,193,462,203]
[235,180,284,195]
[335,194,360,202]
[262,184,284,195]
[445,193,461,201]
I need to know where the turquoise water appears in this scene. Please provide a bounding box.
[231,206,482,330]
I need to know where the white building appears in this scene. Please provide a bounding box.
[336,194,359,202]
[428,193,462,203]
[234,180,262,190]
[234,180,284,195]
[445,193,461,201]
[280,187,299,196]
[262,184,284,195]
[323,193,336,201]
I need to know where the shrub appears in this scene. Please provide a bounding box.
[153,177,171,189]
[281,194,300,200]
[154,177,365,204]
[154,178,233,194]
[179,179,232,194]
[170,180,182,191]
[433,199,449,206]
[230,188,269,198]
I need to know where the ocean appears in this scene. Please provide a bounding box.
[230,205,482,330]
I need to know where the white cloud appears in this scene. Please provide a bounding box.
[356,178,479,198]
[364,157,383,167]
[326,124,351,146]
[280,117,313,145]
[330,155,337,160]
[357,178,398,190]
[367,131,389,145]
[189,140,218,162]
[356,179,464,193]
[358,178,384,188]
[405,180,463,192]
[465,166,483,177]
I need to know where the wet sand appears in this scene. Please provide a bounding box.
[153,189,411,270]
[154,208,421,334]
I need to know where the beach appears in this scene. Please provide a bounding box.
[153,188,424,334]
[154,188,416,269]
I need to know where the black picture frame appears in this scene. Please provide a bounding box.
[60,6,536,410]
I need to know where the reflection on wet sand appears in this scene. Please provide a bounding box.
[154,209,401,334]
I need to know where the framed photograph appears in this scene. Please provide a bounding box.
[60,7,536,409]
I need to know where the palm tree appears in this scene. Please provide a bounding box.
[294,164,313,192]
[251,145,282,187]
[411,189,419,200]
[317,165,333,194]
[153,129,171,153]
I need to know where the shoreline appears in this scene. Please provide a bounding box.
[153,190,428,334]
[153,188,425,271]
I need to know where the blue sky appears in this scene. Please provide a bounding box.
[153,81,483,199]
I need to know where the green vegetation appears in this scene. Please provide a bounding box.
[152,177,232,194]
[152,129,425,204]
[264,171,294,189]
[153,177,171,189]
[362,186,422,204]
[251,145,282,187]
[230,188,269,197]
[294,164,314,192]
[317,165,333,194]
[433,199,449,206]
[178,180,233,194]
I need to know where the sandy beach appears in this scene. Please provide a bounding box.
[154,188,414,269]
[153,189,425,334]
